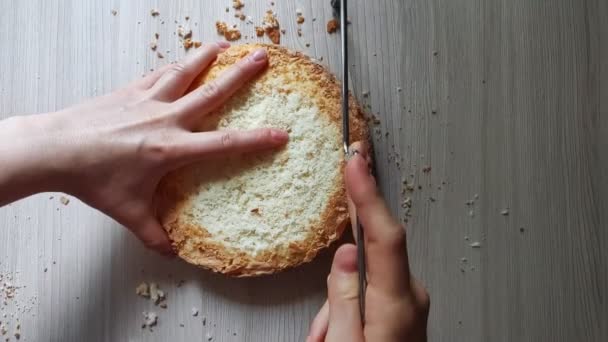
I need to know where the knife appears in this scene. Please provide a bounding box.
[332,0,367,324]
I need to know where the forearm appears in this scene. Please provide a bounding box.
[0,114,65,206]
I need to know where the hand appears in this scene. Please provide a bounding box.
[0,42,288,255]
[307,142,430,341]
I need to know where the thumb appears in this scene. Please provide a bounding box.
[326,244,365,342]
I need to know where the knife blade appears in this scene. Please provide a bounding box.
[333,0,367,324]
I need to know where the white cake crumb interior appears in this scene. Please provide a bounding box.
[182,78,342,255]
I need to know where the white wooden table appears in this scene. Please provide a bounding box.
[0,1,606,341]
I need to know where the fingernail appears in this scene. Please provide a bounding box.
[251,48,268,61]
[270,129,289,143]
[217,41,230,49]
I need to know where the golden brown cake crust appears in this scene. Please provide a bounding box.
[157,44,369,277]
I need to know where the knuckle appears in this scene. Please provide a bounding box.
[220,132,234,149]
[418,290,431,313]
[256,128,273,142]
[199,80,221,101]
[169,62,188,76]
[369,224,407,249]
[139,133,176,163]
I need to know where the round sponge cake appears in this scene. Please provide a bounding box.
[158,44,368,276]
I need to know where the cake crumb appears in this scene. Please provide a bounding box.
[150,9,160,17]
[470,242,481,248]
[191,307,199,317]
[142,311,158,328]
[149,283,165,304]
[232,0,244,10]
[262,10,280,44]
[216,21,241,41]
[59,196,70,206]
[149,41,157,51]
[255,26,264,37]
[156,52,164,59]
[110,9,117,16]
[296,15,305,24]
[177,26,192,39]
[135,282,150,298]
[327,18,339,33]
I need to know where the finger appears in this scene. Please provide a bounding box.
[345,151,411,296]
[307,300,329,342]
[169,128,288,165]
[128,214,174,256]
[171,48,268,125]
[129,64,174,90]
[147,42,230,101]
[326,244,364,342]
[346,141,371,241]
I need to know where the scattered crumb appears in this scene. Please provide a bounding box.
[422,165,432,173]
[216,21,241,41]
[202,317,206,326]
[159,302,167,309]
[149,41,158,51]
[111,9,117,16]
[150,9,160,17]
[500,209,509,216]
[280,29,286,34]
[296,15,305,24]
[520,227,525,233]
[262,10,281,44]
[206,332,213,341]
[297,28,302,37]
[183,39,193,49]
[156,51,164,59]
[59,196,70,206]
[305,43,310,47]
[149,283,165,305]
[255,26,264,37]
[142,311,158,328]
[433,50,439,56]
[179,323,185,328]
[250,208,260,215]
[401,197,412,209]
[327,19,339,34]
[191,307,199,317]
[194,41,202,48]
[177,25,192,39]
[232,0,244,10]
[464,236,470,241]
[239,13,246,21]
[460,257,468,263]
[470,242,481,248]
[135,282,150,298]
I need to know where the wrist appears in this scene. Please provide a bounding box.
[0,113,73,199]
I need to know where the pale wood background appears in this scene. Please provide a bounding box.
[0,1,606,341]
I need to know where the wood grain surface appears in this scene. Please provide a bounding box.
[0,1,606,341]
